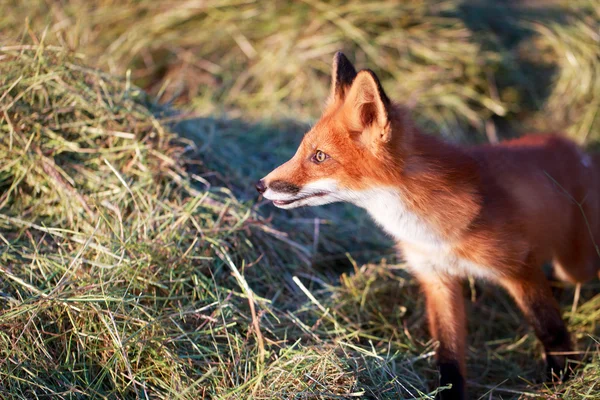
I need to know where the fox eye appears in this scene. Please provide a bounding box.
[312,150,329,163]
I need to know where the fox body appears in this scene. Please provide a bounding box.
[257,53,600,399]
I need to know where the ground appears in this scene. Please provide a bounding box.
[0,0,599,399]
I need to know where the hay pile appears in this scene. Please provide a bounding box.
[1,0,599,397]
[0,46,347,399]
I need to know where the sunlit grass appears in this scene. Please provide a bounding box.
[1,0,599,398]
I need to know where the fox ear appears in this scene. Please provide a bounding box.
[330,52,357,101]
[343,69,392,142]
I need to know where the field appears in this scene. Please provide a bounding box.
[1,0,599,399]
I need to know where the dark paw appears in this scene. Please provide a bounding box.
[546,353,578,383]
[435,386,465,400]
[436,362,466,400]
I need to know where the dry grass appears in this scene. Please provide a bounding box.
[2,0,597,140]
[0,0,541,137]
[533,0,600,140]
[1,0,599,399]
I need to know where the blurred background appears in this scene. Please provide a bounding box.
[3,0,599,138]
[1,1,599,399]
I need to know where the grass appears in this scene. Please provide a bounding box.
[0,0,507,133]
[531,0,600,140]
[0,45,419,399]
[2,0,596,139]
[1,0,599,399]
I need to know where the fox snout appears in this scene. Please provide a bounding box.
[266,180,301,194]
[255,179,299,195]
[256,171,340,209]
[255,179,267,194]
[255,177,306,208]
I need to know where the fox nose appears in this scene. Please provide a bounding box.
[255,179,267,194]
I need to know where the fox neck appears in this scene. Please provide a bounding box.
[355,120,482,245]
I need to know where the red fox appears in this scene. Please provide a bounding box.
[256,52,599,399]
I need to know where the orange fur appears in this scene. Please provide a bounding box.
[258,53,599,399]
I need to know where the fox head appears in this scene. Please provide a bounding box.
[257,52,411,209]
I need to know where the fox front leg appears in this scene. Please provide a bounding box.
[416,273,467,400]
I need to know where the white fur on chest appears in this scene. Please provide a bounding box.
[349,187,495,279]
[401,245,497,280]
[349,187,442,246]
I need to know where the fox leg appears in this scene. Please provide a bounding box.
[416,273,467,400]
[553,252,599,284]
[500,269,574,381]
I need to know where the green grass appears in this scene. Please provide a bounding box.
[2,0,597,139]
[1,0,599,399]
